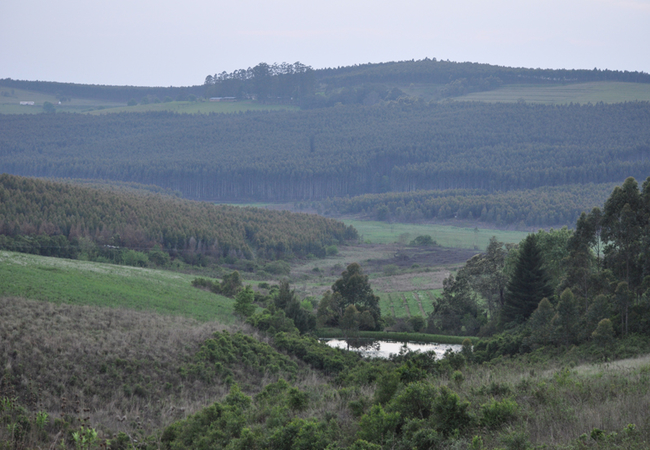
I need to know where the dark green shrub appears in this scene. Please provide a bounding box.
[348,398,368,418]
[432,386,473,436]
[349,439,382,450]
[401,418,442,449]
[269,418,334,450]
[373,370,400,405]
[107,432,131,450]
[288,388,309,412]
[357,405,400,445]
[264,260,291,275]
[388,381,437,420]
[479,398,519,429]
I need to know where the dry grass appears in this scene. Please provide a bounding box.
[435,355,650,447]
[0,297,327,443]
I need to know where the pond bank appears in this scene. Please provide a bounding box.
[323,338,462,359]
[315,329,478,345]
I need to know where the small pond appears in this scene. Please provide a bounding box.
[323,338,462,359]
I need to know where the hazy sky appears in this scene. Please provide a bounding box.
[2,0,649,87]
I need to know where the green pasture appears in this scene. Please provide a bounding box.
[88,100,298,115]
[456,82,650,104]
[378,290,440,319]
[0,87,125,114]
[0,251,235,322]
[343,219,529,249]
[0,85,298,115]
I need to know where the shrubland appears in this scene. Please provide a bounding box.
[4,293,650,449]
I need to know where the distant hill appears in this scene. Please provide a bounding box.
[314,58,650,87]
[0,78,204,103]
[3,58,649,110]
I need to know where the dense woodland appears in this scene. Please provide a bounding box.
[427,176,650,358]
[0,174,357,263]
[2,101,649,228]
[316,183,617,227]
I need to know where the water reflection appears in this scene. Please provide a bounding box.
[323,338,461,359]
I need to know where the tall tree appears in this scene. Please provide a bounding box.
[601,177,645,289]
[502,234,554,325]
[332,263,381,330]
[463,237,511,318]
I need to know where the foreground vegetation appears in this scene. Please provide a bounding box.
[2,295,650,450]
[3,176,650,448]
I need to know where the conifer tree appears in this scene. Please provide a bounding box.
[501,234,553,325]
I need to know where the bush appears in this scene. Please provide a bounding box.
[409,235,436,246]
[357,405,400,445]
[408,315,425,332]
[432,386,473,436]
[264,260,291,275]
[479,398,519,429]
[388,381,437,420]
[288,388,309,412]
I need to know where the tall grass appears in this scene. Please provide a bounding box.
[0,297,331,446]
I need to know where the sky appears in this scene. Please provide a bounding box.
[2,0,649,87]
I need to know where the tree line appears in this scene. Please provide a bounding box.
[204,61,315,102]
[315,183,617,227]
[428,176,650,361]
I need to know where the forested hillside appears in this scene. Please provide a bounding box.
[0,175,357,262]
[317,183,618,227]
[2,102,649,211]
[201,58,650,107]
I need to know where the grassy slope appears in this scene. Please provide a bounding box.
[3,81,649,116]
[455,81,650,104]
[0,87,124,114]
[343,219,529,249]
[0,251,235,322]
[86,100,299,115]
[0,86,298,115]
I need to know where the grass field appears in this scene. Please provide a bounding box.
[343,219,529,249]
[0,86,298,115]
[5,80,649,115]
[455,81,650,104]
[0,251,235,322]
[87,100,299,115]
